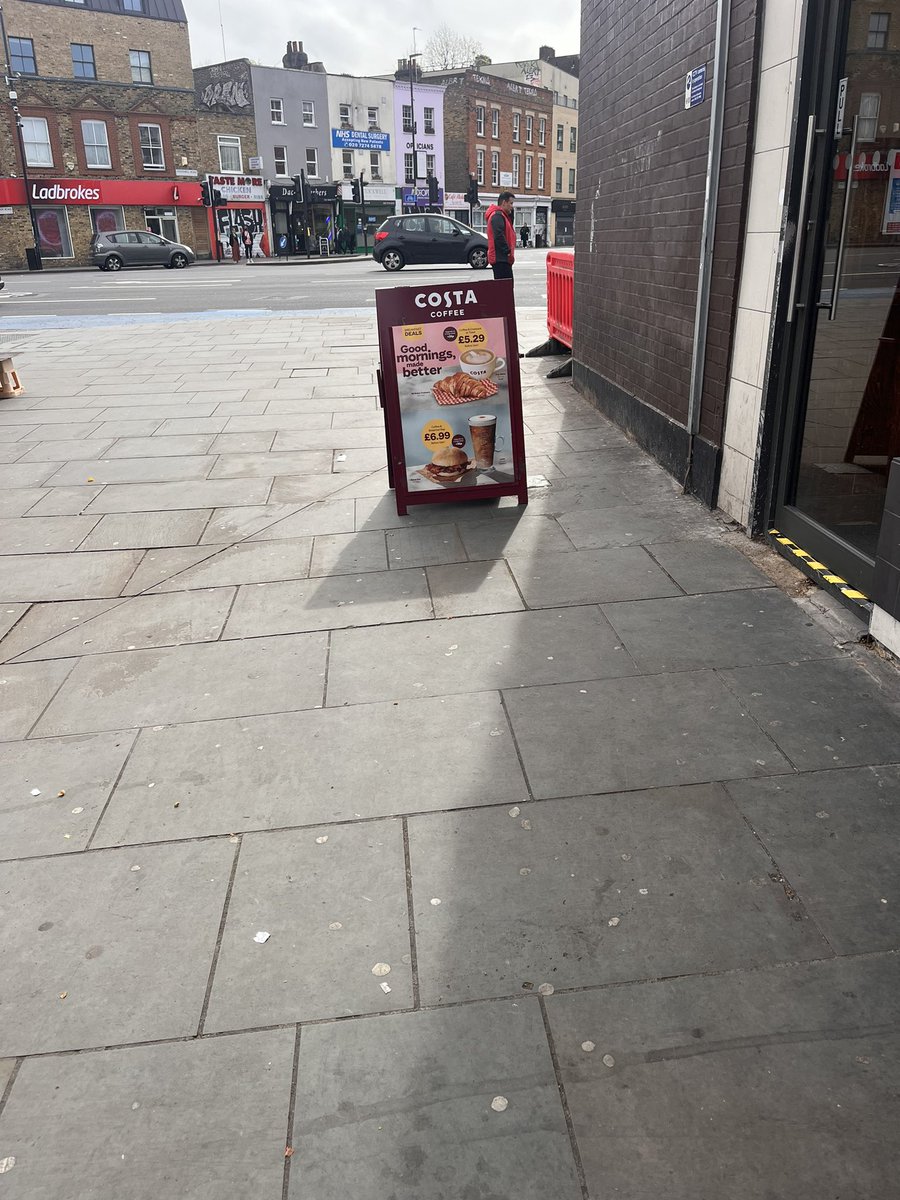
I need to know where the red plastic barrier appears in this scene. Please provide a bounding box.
[546,250,574,349]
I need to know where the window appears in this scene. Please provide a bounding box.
[90,206,124,235]
[555,166,562,192]
[525,114,533,143]
[858,92,881,139]
[476,147,485,185]
[82,119,111,168]
[512,152,520,188]
[122,0,143,10]
[476,105,485,135]
[491,150,499,186]
[129,50,152,84]
[342,150,353,179]
[271,98,285,124]
[429,217,456,235]
[402,104,413,132]
[538,117,546,146]
[404,152,415,183]
[525,154,533,188]
[868,12,890,48]
[139,123,164,169]
[426,152,436,177]
[9,37,36,75]
[512,113,520,142]
[217,134,241,172]
[570,126,577,153]
[339,103,351,125]
[22,116,52,166]
[274,146,288,176]
[563,94,568,107]
[34,207,73,258]
[368,106,379,128]
[568,167,576,193]
[556,123,564,151]
[306,147,318,176]
[423,106,434,133]
[143,207,178,240]
[537,155,545,190]
[572,98,577,110]
[491,108,500,138]
[369,151,381,179]
[71,43,95,79]
[302,101,315,126]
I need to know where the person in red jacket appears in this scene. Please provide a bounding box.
[486,191,516,282]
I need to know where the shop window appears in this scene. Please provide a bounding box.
[90,205,124,235]
[570,126,577,153]
[402,104,413,133]
[130,49,151,84]
[217,134,242,172]
[513,113,521,142]
[306,147,318,176]
[144,207,178,241]
[22,116,52,167]
[525,154,533,188]
[71,43,95,79]
[369,151,381,180]
[274,146,288,176]
[423,106,434,134]
[368,106,379,129]
[82,119,111,168]
[491,108,500,139]
[475,106,485,136]
[271,98,285,124]
[34,206,73,258]
[512,153,520,188]
[476,148,484,185]
[9,37,36,75]
[868,12,890,49]
[491,151,499,187]
[342,150,353,179]
[302,101,315,126]
[568,167,576,193]
[139,123,164,169]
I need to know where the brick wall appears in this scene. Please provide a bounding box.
[573,0,760,502]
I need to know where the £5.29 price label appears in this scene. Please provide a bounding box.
[421,418,453,449]
[455,321,487,350]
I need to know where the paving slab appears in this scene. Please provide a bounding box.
[14,588,235,660]
[557,503,713,549]
[327,607,635,706]
[649,538,773,593]
[148,538,312,590]
[508,544,683,607]
[721,657,900,770]
[0,488,45,517]
[23,485,105,517]
[458,515,575,561]
[725,765,900,953]
[199,503,300,544]
[289,999,582,1200]
[205,822,411,1030]
[0,838,234,1054]
[273,427,380,451]
[224,567,432,638]
[152,416,229,436]
[0,659,74,740]
[0,550,143,603]
[0,1029,294,1200]
[409,785,826,1003]
[0,462,62,488]
[247,498,357,540]
[546,954,900,1200]
[209,450,334,479]
[0,515,99,554]
[121,546,222,594]
[102,434,216,458]
[0,603,27,642]
[559,423,635,450]
[309,530,387,576]
[385,523,468,569]
[268,473,364,506]
[33,632,328,736]
[47,455,216,487]
[84,478,272,513]
[208,431,276,453]
[603,588,839,672]
[92,419,165,438]
[0,730,135,858]
[93,693,525,845]
[504,672,790,798]
[355,493,504,531]
[0,598,122,663]
[17,438,115,462]
[78,509,212,550]
[426,559,525,618]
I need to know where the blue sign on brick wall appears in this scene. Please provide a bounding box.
[684,65,706,109]
[402,186,444,208]
[332,129,391,151]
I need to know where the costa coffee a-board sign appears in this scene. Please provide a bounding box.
[375,280,528,515]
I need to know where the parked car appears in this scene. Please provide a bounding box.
[90,231,195,272]
[373,215,489,271]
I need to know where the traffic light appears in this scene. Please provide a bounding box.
[351,177,362,204]
[212,188,224,207]
[200,181,212,207]
[427,174,439,206]
[465,173,479,206]
[292,174,303,201]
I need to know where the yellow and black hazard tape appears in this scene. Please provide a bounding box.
[768,528,870,609]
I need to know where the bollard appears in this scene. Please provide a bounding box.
[0,357,23,399]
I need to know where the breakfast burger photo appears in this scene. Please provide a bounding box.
[420,444,471,484]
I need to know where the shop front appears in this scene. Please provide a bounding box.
[0,177,205,269]
[444,192,470,225]
[551,198,576,246]
[401,184,445,214]
[268,183,299,255]
[340,182,397,249]
[205,174,270,260]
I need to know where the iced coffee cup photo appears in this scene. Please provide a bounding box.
[468,413,505,469]
[459,349,504,380]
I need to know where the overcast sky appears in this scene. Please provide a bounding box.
[185,0,579,77]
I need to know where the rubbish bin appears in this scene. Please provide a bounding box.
[25,246,43,272]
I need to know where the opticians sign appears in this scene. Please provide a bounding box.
[206,174,266,202]
[332,128,390,151]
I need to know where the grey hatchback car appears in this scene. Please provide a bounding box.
[90,230,195,271]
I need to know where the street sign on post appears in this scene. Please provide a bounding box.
[359,170,368,256]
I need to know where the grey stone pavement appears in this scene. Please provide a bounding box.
[0,311,899,1198]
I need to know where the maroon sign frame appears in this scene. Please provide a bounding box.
[376,279,528,515]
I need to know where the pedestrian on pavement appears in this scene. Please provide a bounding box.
[229,230,241,263]
[242,225,253,263]
[486,191,516,282]
[335,226,345,255]
[521,222,530,248]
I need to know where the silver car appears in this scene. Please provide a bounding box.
[90,230,195,271]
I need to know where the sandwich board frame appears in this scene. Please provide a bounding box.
[375,279,528,515]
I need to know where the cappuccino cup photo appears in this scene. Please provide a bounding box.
[459,349,505,380]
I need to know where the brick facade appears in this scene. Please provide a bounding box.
[573,0,760,503]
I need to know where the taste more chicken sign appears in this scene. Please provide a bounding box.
[375,281,528,515]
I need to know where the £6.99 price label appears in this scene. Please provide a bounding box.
[421,418,453,449]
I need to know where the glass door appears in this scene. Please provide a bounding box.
[774,0,900,594]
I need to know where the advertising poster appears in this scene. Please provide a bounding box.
[376,281,528,515]
[883,149,900,235]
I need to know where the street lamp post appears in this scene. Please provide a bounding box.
[0,0,42,268]
[407,51,421,212]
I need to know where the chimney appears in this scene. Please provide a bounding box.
[539,45,556,62]
[282,40,310,70]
